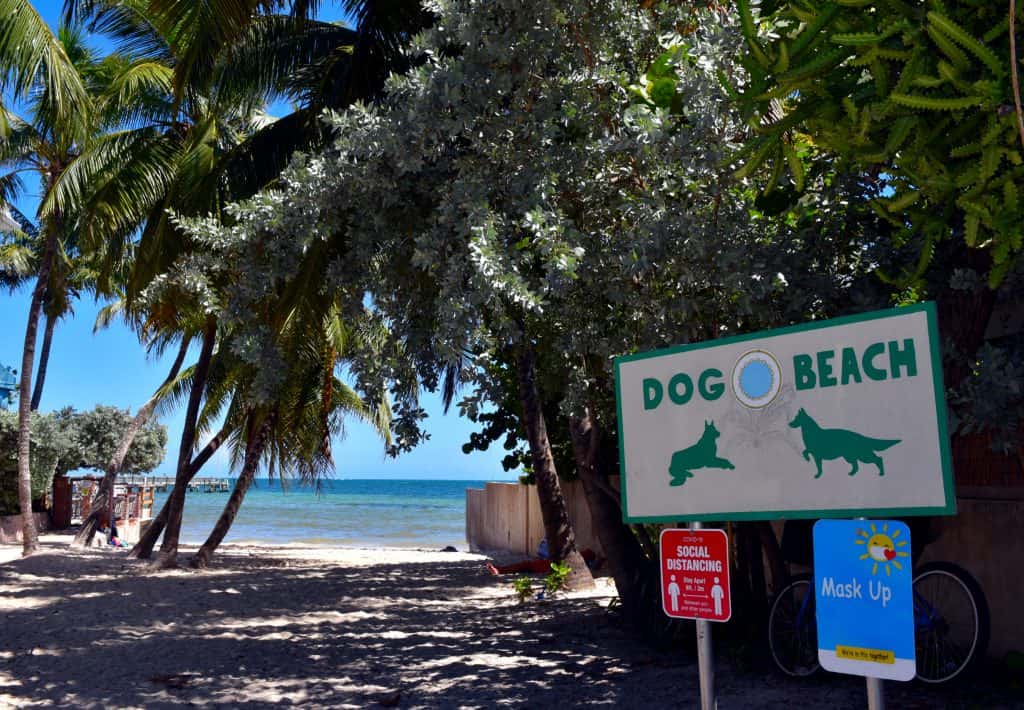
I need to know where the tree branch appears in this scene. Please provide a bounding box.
[1011,0,1024,149]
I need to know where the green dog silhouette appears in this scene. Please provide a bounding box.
[789,408,900,479]
[668,421,734,486]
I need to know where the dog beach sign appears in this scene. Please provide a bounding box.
[614,303,954,522]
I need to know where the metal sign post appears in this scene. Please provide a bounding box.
[866,676,885,710]
[859,512,885,710]
[692,520,715,710]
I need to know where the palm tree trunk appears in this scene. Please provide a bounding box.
[16,233,56,556]
[516,342,592,590]
[129,423,231,559]
[30,311,55,412]
[154,318,217,568]
[72,338,190,548]
[191,413,274,569]
[570,409,646,622]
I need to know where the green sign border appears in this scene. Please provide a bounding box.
[614,302,956,523]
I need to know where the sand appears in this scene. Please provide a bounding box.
[0,534,1019,709]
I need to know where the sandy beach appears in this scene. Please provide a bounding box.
[0,534,1018,709]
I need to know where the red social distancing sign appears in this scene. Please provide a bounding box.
[660,528,731,622]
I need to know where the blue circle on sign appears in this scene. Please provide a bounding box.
[739,360,773,399]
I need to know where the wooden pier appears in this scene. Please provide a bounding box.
[117,475,230,493]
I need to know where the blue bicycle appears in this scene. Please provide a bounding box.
[768,562,990,683]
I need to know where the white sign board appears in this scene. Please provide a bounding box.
[614,304,954,522]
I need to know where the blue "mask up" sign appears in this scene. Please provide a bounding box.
[813,519,915,681]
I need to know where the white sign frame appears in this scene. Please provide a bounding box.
[614,303,955,523]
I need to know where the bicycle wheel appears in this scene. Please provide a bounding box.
[913,561,990,683]
[768,574,820,677]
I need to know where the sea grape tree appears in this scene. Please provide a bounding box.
[181,0,837,598]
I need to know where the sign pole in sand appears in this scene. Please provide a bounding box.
[866,676,885,710]
[692,521,715,710]
[659,526,730,709]
[861,515,886,710]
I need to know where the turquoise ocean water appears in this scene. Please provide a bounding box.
[154,478,487,549]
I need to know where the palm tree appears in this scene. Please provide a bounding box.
[190,308,392,568]
[51,0,429,562]
[0,8,110,555]
[0,209,56,414]
[70,328,191,547]
[56,0,430,300]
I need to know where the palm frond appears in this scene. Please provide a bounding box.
[152,361,198,420]
[64,0,173,64]
[0,238,35,290]
[212,15,357,109]
[0,110,41,166]
[42,126,182,289]
[0,0,94,141]
[92,297,125,332]
[216,106,319,201]
[144,0,272,101]
[96,57,174,129]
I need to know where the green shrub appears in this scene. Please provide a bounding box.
[0,411,69,515]
[0,407,167,516]
[544,561,572,596]
[512,575,533,603]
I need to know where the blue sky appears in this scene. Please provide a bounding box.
[0,1,517,481]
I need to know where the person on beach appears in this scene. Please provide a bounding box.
[107,518,128,548]
[486,538,600,575]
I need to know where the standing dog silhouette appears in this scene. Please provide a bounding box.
[668,421,734,486]
[788,408,900,478]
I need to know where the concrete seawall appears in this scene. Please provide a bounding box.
[465,479,612,557]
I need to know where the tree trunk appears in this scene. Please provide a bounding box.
[191,413,274,569]
[737,522,768,622]
[129,424,230,559]
[30,311,55,412]
[516,342,592,590]
[154,319,217,568]
[72,338,190,548]
[570,409,647,622]
[757,521,787,596]
[16,234,56,556]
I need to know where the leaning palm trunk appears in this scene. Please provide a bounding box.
[16,232,56,556]
[30,311,55,412]
[154,319,217,568]
[129,424,231,558]
[72,338,190,548]
[516,342,592,590]
[190,413,274,569]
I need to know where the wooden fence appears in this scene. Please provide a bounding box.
[465,479,616,556]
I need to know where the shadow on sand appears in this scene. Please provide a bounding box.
[0,541,1019,708]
